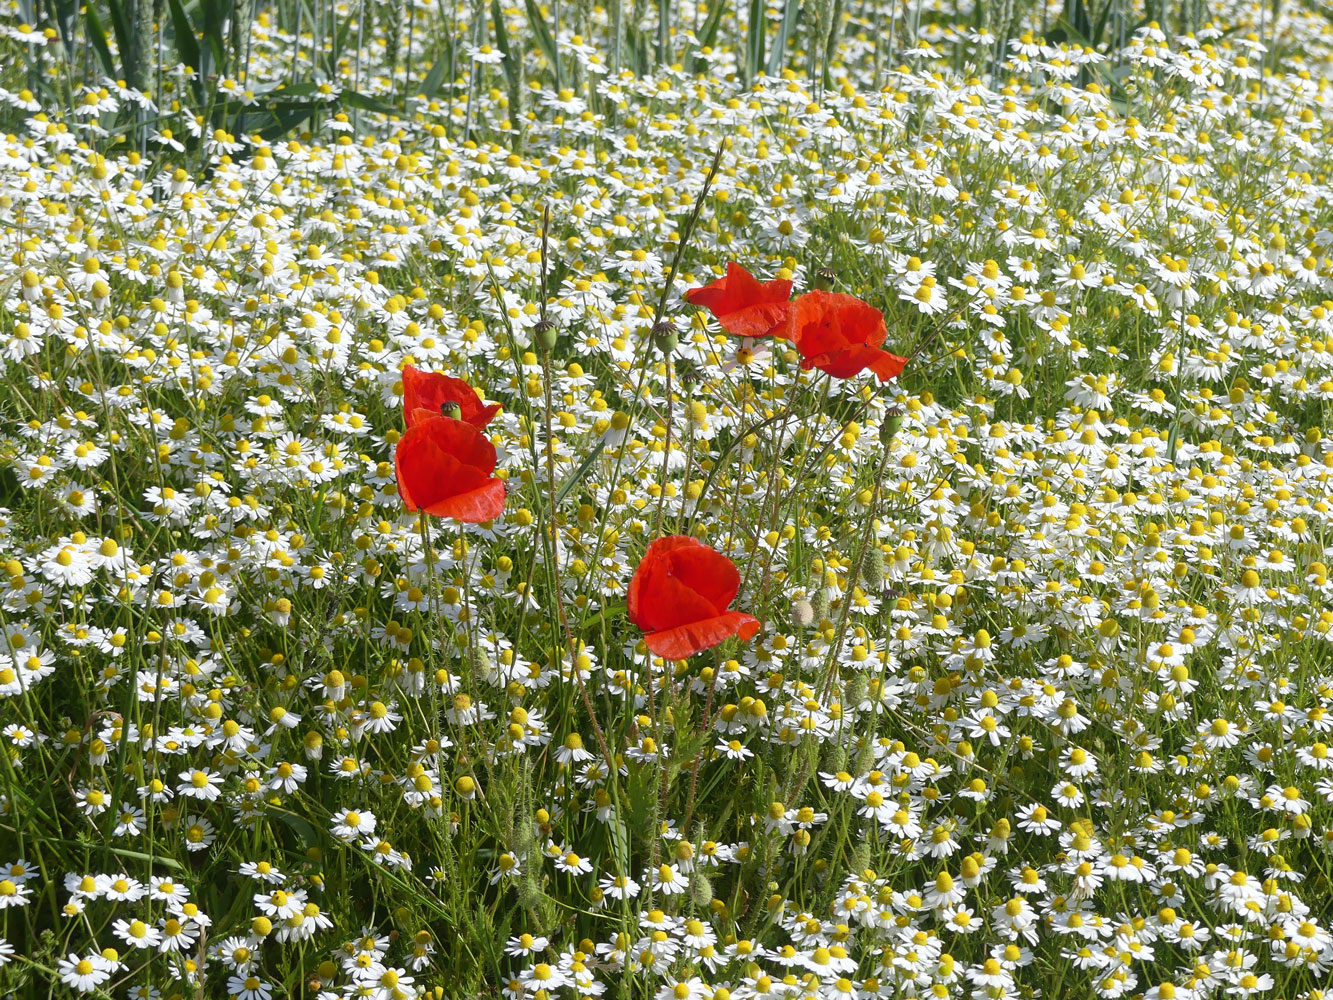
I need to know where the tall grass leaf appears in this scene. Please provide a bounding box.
[765,0,798,76]
[241,100,320,139]
[341,88,400,115]
[199,0,231,78]
[745,0,763,82]
[523,0,562,88]
[554,438,606,505]
[689,0,726,73]
[656,0,669,65]
[420,52,450,97]
[608,814,631,876]
[489,0,516,89]
[165,0,203,78]
[50,0,79,49]
[104,0,138,78]
[82,5,119,77]
[620,21,641,75]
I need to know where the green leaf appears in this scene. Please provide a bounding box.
[744,0,764,82]
[554,438,606,506]
[104,0,136,74]
[608,814,631,876]
[523,0,561,88]
[165,0,202,76]
[271,807,321,849]
[421,52,450,98]
[236,101,321,141]
[198,0,230,78]
[50,0,79,49]
[490,0,517,90]
[82,5,119,78]
[341,89,400,115]
[766,0,799,77]
[689,0,727,73]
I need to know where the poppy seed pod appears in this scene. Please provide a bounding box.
[813,266,836,291]
[534,319,558,354]
[652,319,679,355]
[881,408,905,447]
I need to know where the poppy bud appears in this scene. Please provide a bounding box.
[810,587,830,623]
[850,841,872,874]
[691,871,714,908]
[652,319,678,355]
[470,647,494,681]
[517,869,543,909]
[792,598,815,628]
[860,548,886,589]
[813,266,836,291]
[822,742,847,772]
[534,319,558,354]
[881,408,905,447]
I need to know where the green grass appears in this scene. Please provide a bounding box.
[1,0,1333,998]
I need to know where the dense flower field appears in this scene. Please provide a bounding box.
[4,0,1333,996]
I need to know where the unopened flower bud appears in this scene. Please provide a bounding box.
[860,548,886,589]
[810,588,830,623]
[690,871,714,909]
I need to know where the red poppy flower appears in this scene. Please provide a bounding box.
[627,536,760,659]
[685,262,792,338]
[395,415,506,522]
[401,365,501,429]
[787,290,907,382]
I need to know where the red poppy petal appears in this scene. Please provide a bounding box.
[423,478,506,522]
[471,402,503,429]
[801,345,899,380]
[717,302,790,338]
[664,542,742,614]
[402,366,499,428]
[407,406,445,427]
[844,297,888,349]
[686,263,791,330]
[643,612,761,660]
[628,536,702,627]
[788,289,844,358]
[423,415,498,470]
[634,561,721,634]
[868,349,908,382]
[394,417,494,513]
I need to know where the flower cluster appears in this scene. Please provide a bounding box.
[2,0,1333,998]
